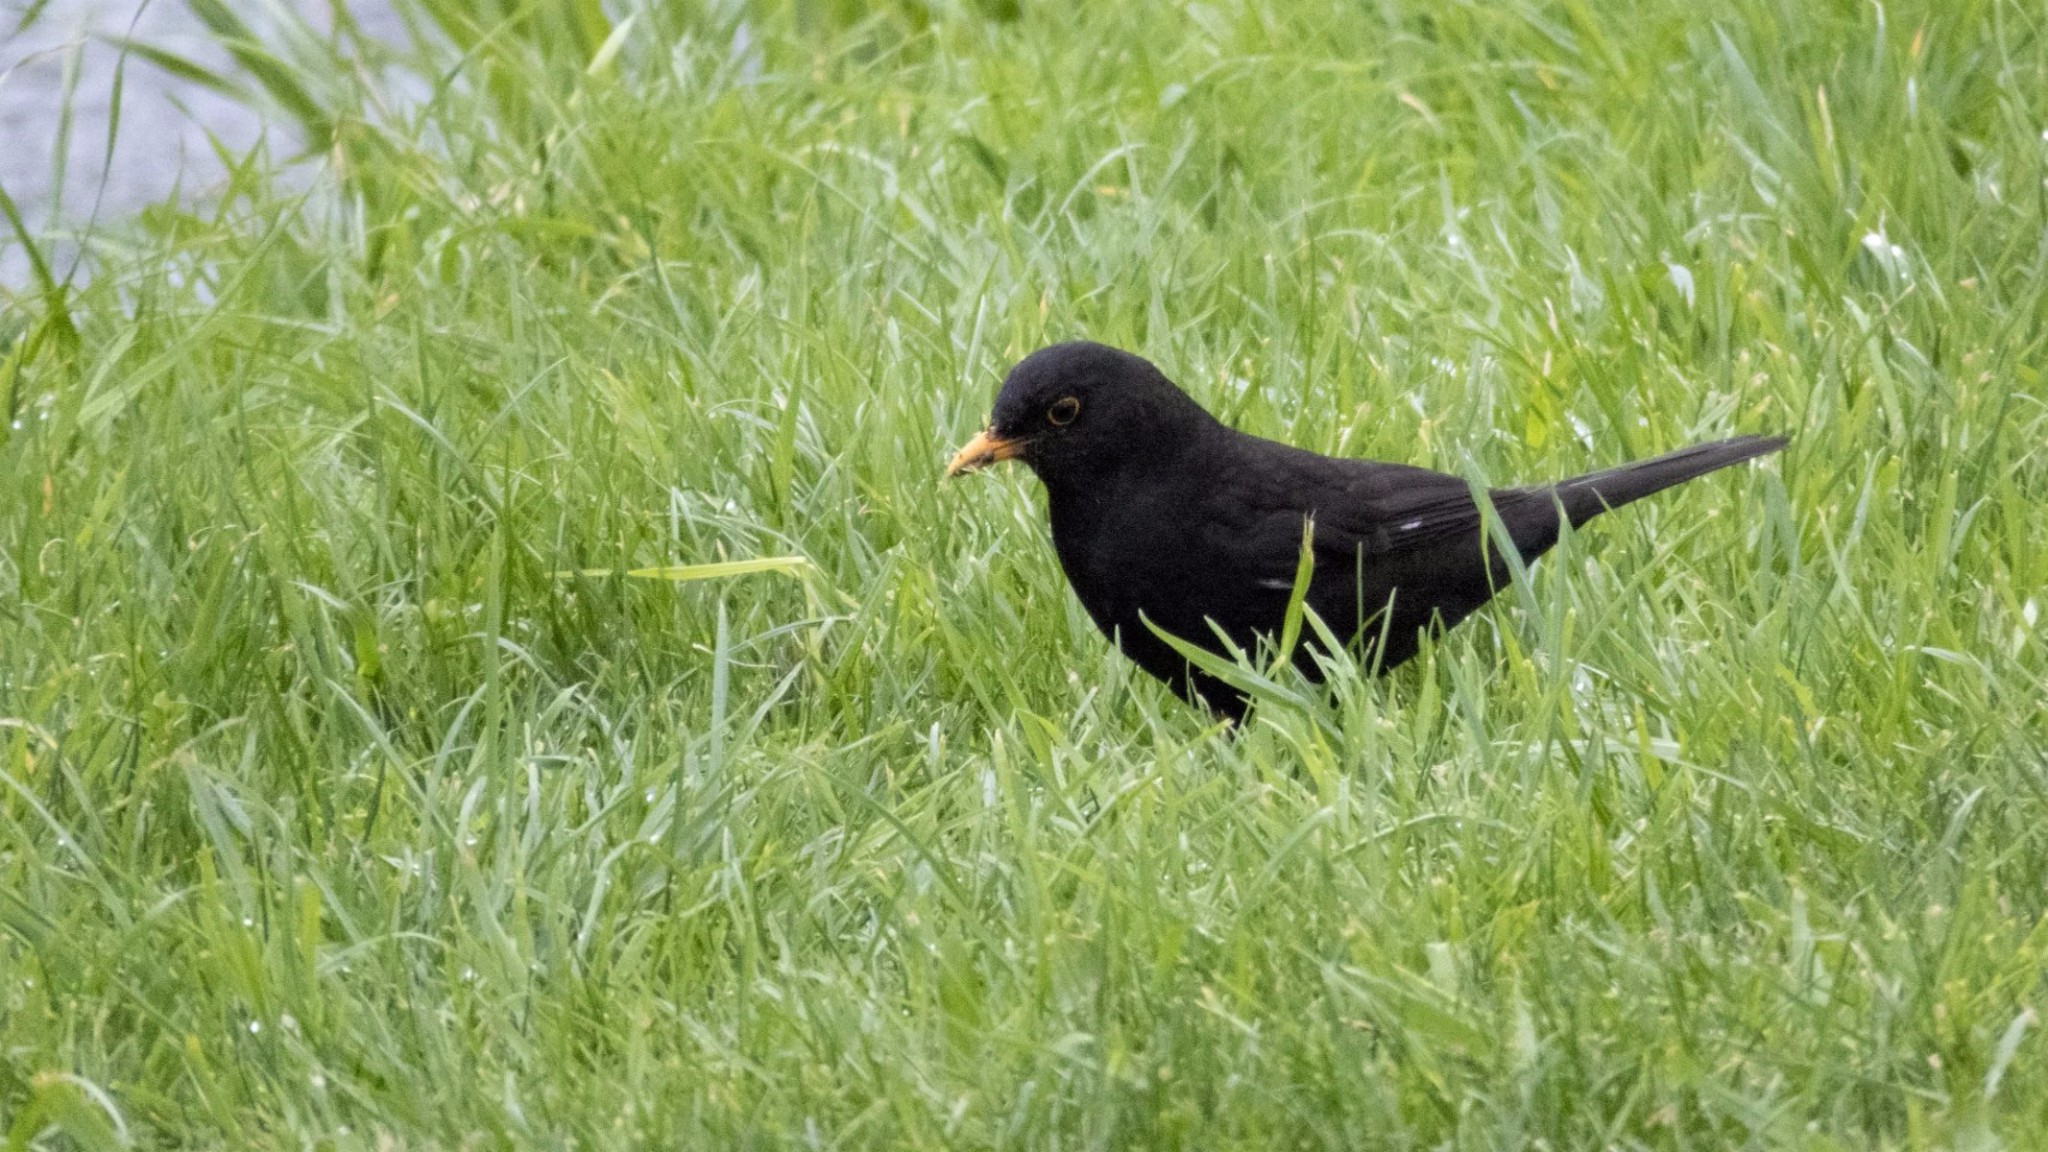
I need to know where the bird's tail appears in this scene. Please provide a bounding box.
[1552,434,1787,526]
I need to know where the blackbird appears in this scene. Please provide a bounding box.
[947,341,1786,719]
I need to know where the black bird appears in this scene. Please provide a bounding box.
[948,341,1786,719]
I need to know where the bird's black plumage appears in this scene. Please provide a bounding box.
[949,341,1786,719]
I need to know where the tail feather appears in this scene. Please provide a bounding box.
[1554,434,1787,526]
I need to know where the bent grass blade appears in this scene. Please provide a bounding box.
[554,556,813,581]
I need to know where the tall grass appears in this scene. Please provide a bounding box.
[2,0,2045,1146]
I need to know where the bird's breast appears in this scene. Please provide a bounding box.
[1045,473,1226,642]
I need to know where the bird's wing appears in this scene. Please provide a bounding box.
[1211,449,1554,573]
[1186,453,1556,659]
[1319,464,1511,551]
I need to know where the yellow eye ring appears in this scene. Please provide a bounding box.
[1048,397,1081,426]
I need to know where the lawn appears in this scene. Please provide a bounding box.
[3,0,2045,1146]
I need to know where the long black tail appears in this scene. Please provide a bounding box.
[1553,434,1787,527]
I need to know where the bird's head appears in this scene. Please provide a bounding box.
[946,341,1214,487]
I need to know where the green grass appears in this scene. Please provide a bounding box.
[3,0,2047,1146]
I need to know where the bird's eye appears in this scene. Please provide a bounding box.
[1047,397,1081,426]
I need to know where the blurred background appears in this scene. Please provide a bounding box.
[1,0,402,285]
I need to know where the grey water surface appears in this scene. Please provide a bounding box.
[1,0,399,289]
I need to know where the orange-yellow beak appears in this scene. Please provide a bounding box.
[946,428,1026,477]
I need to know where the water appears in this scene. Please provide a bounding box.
[0,0,400,288]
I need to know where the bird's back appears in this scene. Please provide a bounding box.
[1046,424,1783,714]
[1043,426,1511,707]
